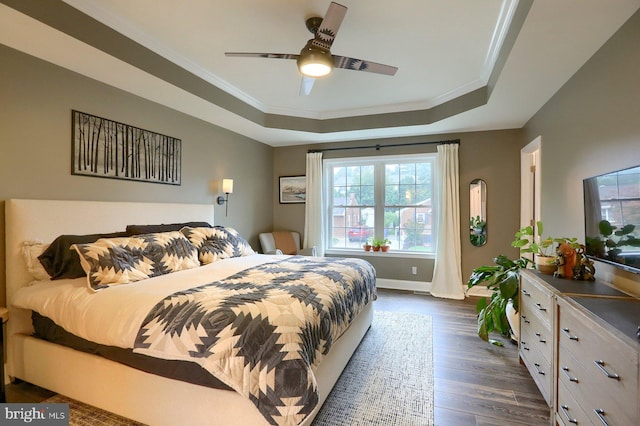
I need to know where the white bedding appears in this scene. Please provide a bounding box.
[12,253,282,349]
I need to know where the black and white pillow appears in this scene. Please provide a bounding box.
[73,231,200,291]
[180,226,254,264]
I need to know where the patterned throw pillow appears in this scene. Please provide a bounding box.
[180,226,255,264]
[73,231,200,291]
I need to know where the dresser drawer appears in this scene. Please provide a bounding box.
[520,300,552,363]
[520,338,552,405]
[558,344,636,425]
[556,379,590,426]
[520,275,553,326]
[558,299,639,425]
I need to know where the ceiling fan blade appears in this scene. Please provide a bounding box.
[299,76,316,96]
[224,52,299,60]
[333,55,398,76]
[312,2,348,51]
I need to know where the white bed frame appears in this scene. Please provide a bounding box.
[5,199,373,425]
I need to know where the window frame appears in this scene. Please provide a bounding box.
[323,153,437,257]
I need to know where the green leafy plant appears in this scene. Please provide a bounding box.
[371,238,390,248]
[467,255,530,346]
[469,222,583,345]
[512,221,580,257]
[512,221,555,256]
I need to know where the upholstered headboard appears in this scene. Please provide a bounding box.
[4,199,214,344]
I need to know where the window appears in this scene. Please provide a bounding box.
[324,154,437,254]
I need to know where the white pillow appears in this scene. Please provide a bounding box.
[21,240,52,282]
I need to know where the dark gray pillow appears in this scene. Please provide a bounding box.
[126,222,212,236]
[38,232,127,280]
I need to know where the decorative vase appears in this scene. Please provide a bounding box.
[535,255,556,275]
[381,245,390,252]
[506,300,519,342]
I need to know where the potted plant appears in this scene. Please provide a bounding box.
[512,222,580,275]
[363,239,372,251]
[380,238,391,252]
[467,255,530,346]
[469,222,583,345]
[511,221,557,274]
[371,238,390,252]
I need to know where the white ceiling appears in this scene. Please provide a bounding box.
[1,0,639,146]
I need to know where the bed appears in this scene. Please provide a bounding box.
[4,199,376,426]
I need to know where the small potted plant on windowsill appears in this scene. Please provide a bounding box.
[363,239,372,251]
[371,238,390,252]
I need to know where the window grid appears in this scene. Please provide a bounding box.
[325,154,436,253]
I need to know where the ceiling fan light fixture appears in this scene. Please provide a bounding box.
[297,41,334,78]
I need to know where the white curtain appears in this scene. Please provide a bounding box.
[304,152,324,256]
[430,144,465,299]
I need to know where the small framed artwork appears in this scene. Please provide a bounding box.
[279,175,306,204]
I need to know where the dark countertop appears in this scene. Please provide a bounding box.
[525,270,639,343]
[570,297,640,343]
[530,270,630,297]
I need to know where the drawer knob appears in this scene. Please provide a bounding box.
[561,327,579,341]
[560,405,578,424]
[593,360,620,380]
[521,289,531,297]
[561,366,579,383]
[521,315,531,324]
[533,362,545,375]
[593,408,609,426]
[520,341,530,351]
[535,302,547,312]
[534,332,546,343]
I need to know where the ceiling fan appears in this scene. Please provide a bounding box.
[225,2,398,95]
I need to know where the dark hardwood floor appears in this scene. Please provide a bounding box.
[6,288,551,425]
[374,289,551,426]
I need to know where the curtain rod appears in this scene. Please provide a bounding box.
[307,139,460,153]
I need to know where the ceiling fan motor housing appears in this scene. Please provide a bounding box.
[297,40,334,77]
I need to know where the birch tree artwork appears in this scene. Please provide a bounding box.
[72,110,181,185]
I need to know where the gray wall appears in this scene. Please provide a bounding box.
[0,45,274,306]
[273,130,523,283]
[522,9,640,296]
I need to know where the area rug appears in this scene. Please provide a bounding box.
[43,311,434,426]
[312,311,434,426]
[41,394,143,425]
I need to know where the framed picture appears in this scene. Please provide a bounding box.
[279,175,306,204]
[71,110,181,185]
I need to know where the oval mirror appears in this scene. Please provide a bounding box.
[470,179,487,246]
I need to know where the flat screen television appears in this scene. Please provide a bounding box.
[583,164,640,274]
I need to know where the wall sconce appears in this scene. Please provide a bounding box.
[216,179,233,216]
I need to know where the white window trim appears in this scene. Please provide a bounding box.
[323,153,437,255]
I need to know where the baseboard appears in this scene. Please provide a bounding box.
[376,278,487,298]
[465,285,491,298]
[376,278,432,293]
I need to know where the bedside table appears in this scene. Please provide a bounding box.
[0,307,8,403]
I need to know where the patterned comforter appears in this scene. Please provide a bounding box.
[133,256,376,425]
